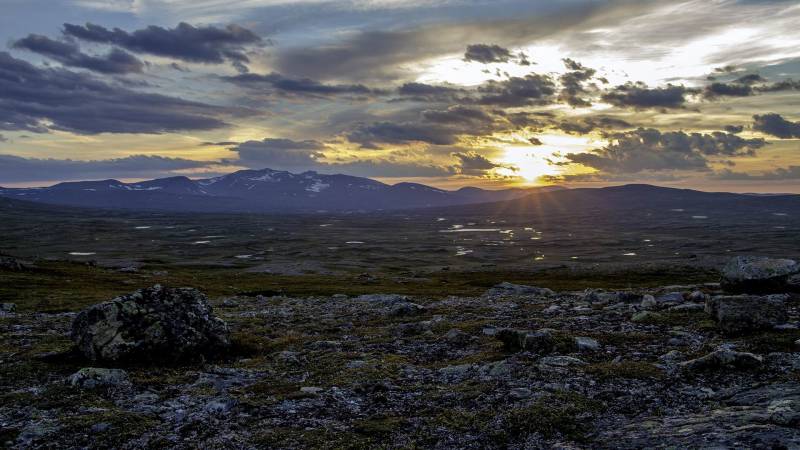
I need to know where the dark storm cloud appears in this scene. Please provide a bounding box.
[0,51,228,134]
[558,58,597,107]
[231,138,327,168]
[222,72,379,98]
[0,154,215,183]
[395,82,465,102]
[757,79,800,92]
[528,137,543,145]
[753,113,800,138]
[422,105,494,125]
[735,74,766,84]
[62,22,262,70]
[347,105,514,148]
[704,82,753,98]
[451,151,512,176]
[347,121,461,147]
[475,73,557,107]
[715,166,800,180]
[724,125,744,134]
[12,34,144,74]
[562,128,766,174]
[463,44,513,64]
[601,82,693,109]
[555,116,632,135]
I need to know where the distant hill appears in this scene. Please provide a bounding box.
[434,184,800,217]
[0,168,562,213]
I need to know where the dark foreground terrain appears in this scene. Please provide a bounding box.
[1,190,799,448]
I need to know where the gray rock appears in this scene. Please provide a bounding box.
[679,348,763,372]
[687,290,708,302]
[631,311,662,323]
[705,294,788,333]
[71,285,230,362]
[656,292,685,305]
[721,256,799,294]
[220,298,239,308]
[68,367,130,389]
[668,302,704,312]
[485,282,554,298]
[538,356,587,369]
[444,328,472,346]
[204,397,237,415]
[574,336,600,352]
[509,387,532,399]
[90,422,111,433]
[640,295,657,310]
[0,303,16,313]
[389,302,426,317]
[542,304,561,315]
[496,328,556,353]
[354,293,408,305]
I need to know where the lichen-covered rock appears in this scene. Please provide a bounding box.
[484,282,554,298]
[67,367,130,389]
[721,256,799,294]
[574,336,600,352]
[705,294,788,333]
[71,285,230,362]
[679,348,763,372]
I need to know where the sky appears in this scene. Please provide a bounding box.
[1,0,799,192]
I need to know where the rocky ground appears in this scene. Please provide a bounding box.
[1,258,800,449]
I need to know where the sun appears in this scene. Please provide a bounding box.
[497,144,567,182]
[496,134,599,183]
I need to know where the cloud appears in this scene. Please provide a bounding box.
[12,34,144,74]
[528,137,543,145]
[230,138,327,168]
[704,82,753,98]
[347,121,461,147]
[0,154,216,183]
[724,125,744,134]
[558,58,597,107]
[601,82,693,109]
[395,82,465,102]
[346,105,511,148]
[752,113,800,138]
[554,116,632,135]
[62,22,262,71]
[0,51,228,134]
[463,44,513,64]
[475,73,557,106]
[562,128,766,175]
[222,72,379,98]
[451,151,513,176]
[715,166,800,180]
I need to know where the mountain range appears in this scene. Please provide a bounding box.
[0,168,560,213]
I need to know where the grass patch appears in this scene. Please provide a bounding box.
[583,361,665,380]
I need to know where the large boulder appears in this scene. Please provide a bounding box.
[721,256,799,294]
[71,285,230,362]
[705,294,788,333]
